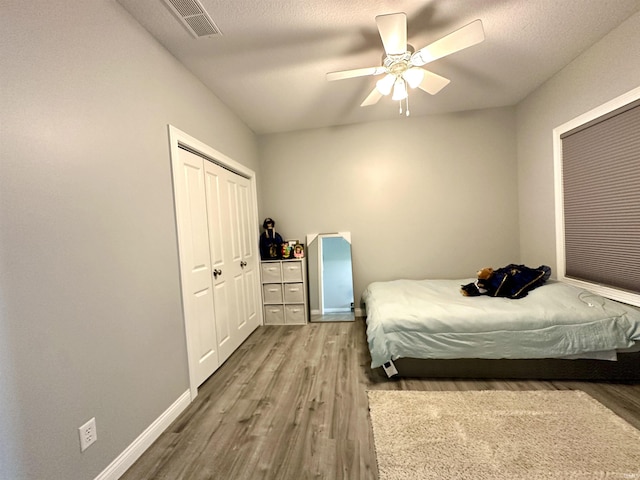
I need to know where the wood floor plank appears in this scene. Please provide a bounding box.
[121,318,640,480]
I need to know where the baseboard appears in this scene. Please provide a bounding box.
[94,389,191,480]
[312,308,365,316]
[323,307,352,313]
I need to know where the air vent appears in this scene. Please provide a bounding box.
[163,0,222,38]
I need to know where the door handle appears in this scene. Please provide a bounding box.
[213,269,222,278]
[240,261,247,268]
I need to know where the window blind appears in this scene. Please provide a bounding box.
[560,99,640,294]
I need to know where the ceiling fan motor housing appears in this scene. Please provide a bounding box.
[384,50,413,76]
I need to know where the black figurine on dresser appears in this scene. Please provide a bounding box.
[259,217,283,260]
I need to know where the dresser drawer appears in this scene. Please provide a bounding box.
[261,262,282,283]
[282,261,303,282]
[262,284,283,303]
[264,305,285,325]
[285,304,306,324]
[283,283,304,303]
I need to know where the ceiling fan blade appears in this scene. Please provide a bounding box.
[327,66,386,82]
[417,69,451,95]
[361,88,383,107]
[375,13,407,55]
[411,19,485,67]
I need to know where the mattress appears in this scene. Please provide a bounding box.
[362,279,640,368]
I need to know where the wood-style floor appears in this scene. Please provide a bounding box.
[121,319,640,480]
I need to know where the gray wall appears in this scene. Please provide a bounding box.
[258,107,520,307]
[516,11,640,268]
[0,2,258,479]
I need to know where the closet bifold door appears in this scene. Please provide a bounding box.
[174,147,220,387]
[174,146,260,389]
[204,161,258,361]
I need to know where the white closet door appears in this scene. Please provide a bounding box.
[174,148,219,387]
[177,149,260,375]
[170,126,262,396]
[204,162,258,362]
[203,162,236,363]
[237,178,259,331]
[224,174,259,348]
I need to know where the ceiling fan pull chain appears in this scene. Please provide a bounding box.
[406,96,410,117]
[398,101,403,115]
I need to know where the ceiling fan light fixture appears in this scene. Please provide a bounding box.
[403,67,425,89]
[375,74,395,96]
[391,78,408,101]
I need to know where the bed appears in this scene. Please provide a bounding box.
[362,279,640,381]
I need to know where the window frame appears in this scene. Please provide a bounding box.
[553,86,640,307]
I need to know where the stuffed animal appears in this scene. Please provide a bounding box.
[259,217,284,260]
[460,267,494,297]
[461,264,551,299]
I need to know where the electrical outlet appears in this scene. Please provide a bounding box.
[78,417,97,452]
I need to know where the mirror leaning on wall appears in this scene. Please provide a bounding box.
[306,232,355,322]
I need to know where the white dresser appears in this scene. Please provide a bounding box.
[261,259,309,325]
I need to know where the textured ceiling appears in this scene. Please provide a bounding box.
[118,0,640,135]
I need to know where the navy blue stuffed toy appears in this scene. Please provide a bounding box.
[259,217,284,260]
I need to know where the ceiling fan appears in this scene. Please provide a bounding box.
[327,13,485,115]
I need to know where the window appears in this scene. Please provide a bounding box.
[553,87,640,307]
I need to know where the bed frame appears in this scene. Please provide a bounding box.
[386,351,640,382]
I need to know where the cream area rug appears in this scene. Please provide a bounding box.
[367,390,640,480]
